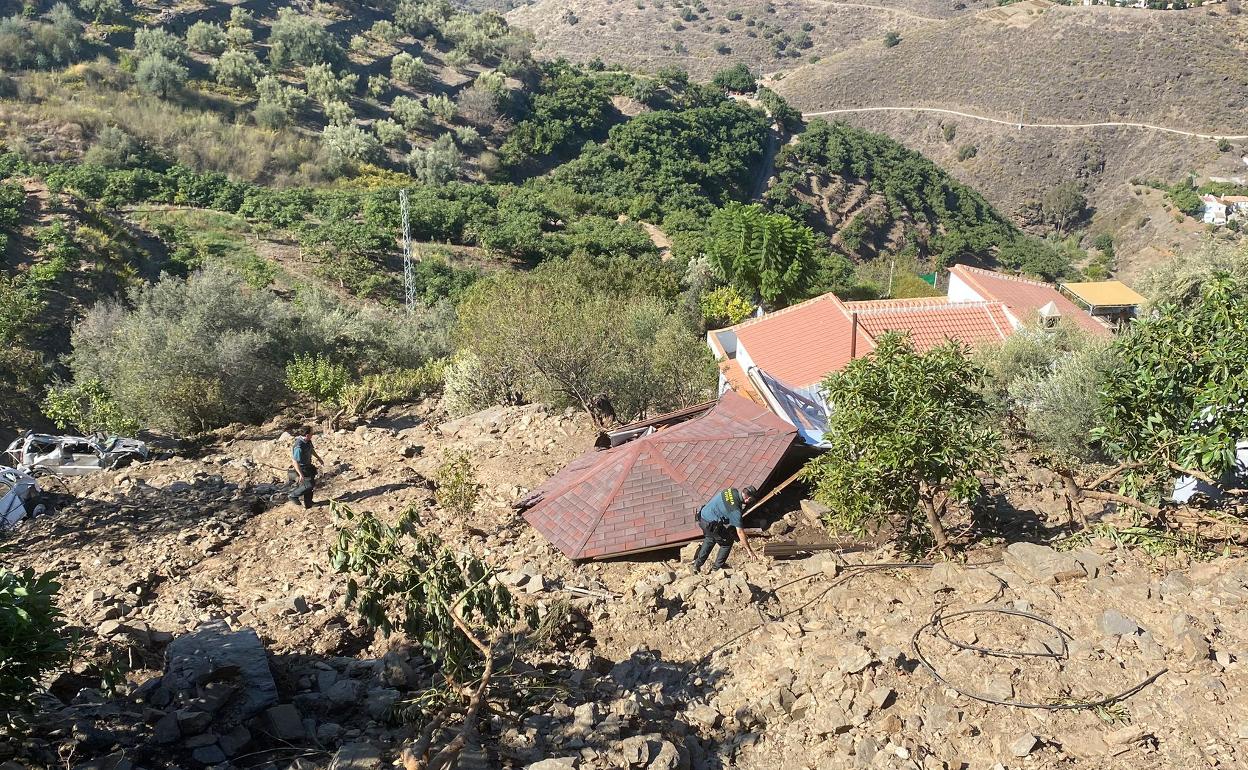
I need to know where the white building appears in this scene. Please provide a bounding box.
[1202,194,1228,225]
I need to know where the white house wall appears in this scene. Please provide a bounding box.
[947,273,986,303]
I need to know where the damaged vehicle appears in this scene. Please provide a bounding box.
[4,432,149,476]
[1,466,42,528]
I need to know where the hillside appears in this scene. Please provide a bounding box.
[5,400,1248,770]
[510,0,1248,275]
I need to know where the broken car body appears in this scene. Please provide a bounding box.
[0,466,41,528]
[4,432,149,476]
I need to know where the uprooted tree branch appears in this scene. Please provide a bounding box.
[328,503,534,770]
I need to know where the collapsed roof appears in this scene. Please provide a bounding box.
[519,393,797,560]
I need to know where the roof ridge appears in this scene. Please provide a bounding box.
[723,292,847,332]
[852,300,1009,317]
[953,263,1053,290]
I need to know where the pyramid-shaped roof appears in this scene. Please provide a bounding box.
[520,393,797,560]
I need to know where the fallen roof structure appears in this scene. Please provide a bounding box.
[519,392,798,560]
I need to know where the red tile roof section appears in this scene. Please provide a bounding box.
[521,392,797,560]
[948,264,1110,337]
[848,299,1014,351]
[730,294,875,389]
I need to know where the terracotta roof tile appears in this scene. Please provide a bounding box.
[949,264,1110,337]
[731,294,875,389]
[851,300,1014,351]
[520,393,797,560]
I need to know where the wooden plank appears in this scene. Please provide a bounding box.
[743,467,805,519]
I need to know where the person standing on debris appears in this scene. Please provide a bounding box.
[288,427,324,509]
[691,485,760,572]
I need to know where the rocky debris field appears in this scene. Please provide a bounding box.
[2,400,1245,770]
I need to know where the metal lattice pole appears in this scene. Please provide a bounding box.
[400,188,414,312]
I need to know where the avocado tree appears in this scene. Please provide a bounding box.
[285,353,349,419]
[328,504,528,770]
[801,333,1002,556]
[1093,273,1248,502]
[1,562,70,729]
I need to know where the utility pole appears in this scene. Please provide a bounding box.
[400,188,414,313]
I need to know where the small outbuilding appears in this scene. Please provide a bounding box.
[518,393,798,560]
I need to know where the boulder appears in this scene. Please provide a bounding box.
[526,760,578,770]
[1010,733,1039,757]
[1098,609,1140,637]
[1004,543,1086,585]
[165,621,278,723]
[265,704,306,742]
[329,742,383,769]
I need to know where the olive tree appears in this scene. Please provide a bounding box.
[802,333,1002,556]
[135,53,187,99]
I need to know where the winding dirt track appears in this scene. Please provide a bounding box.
[801,105,1248,140]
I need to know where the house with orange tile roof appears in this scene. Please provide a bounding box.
[708,264,1117,445]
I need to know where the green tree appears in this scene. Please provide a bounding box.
[1094,274,1248,501]
[285,353,350,418]
[707,202,816,308]
[407,135,461,185]
[42,378,139,435]
[186,21,226,54]
[434,450,480,517]
[391,51,427,85]
[0,564,69,726]
[134,27,186,62]
[135,53,187,99]
[212,48,262,89]
[711,62,755,92]
[1041,181,1087,235]
[268,8,342,67]
[801,333,1002,556]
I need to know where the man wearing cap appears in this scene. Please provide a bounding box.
[691,485,760,572]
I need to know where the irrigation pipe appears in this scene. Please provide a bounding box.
[912,606,1167,710]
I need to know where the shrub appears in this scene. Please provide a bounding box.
[0,564,69,724]
[305,62,354,105]
[66,266,289,433]
[42,378,139,435]
[254,100,291,129]
[426,94,456,122]
[700,285,755,327]
[443,350,524,416]
[1009,343,1113,465]
[135,53,187,99]
[323,100,354,126]
[884,31,901,47]
[391,95,431,132]
[134,27,186,62]
[956,144,978,161]
[186,21,226,54]
[456,84,500,127]
[285,353,350,418]
[407,135,461,185]
[269,8,342,68]
[212,48,262,89]
[1136,240,1248,305]
[337,359,447,417]
[374,118,406,146]
[435,449,481,517]
[454,125,481,149]
[83,125,143,168]
[801,333,1001,555]
[456,266,716,424]
[321,123,380,164]
[391,51,427,86]
[370,19,400,43]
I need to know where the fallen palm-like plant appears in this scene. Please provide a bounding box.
[328,503,532,770]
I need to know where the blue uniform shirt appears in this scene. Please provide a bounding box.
[699,488,745,529]
[293,437,313,468]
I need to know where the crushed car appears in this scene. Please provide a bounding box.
[0,466,42,528]
[4,432,149,476]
